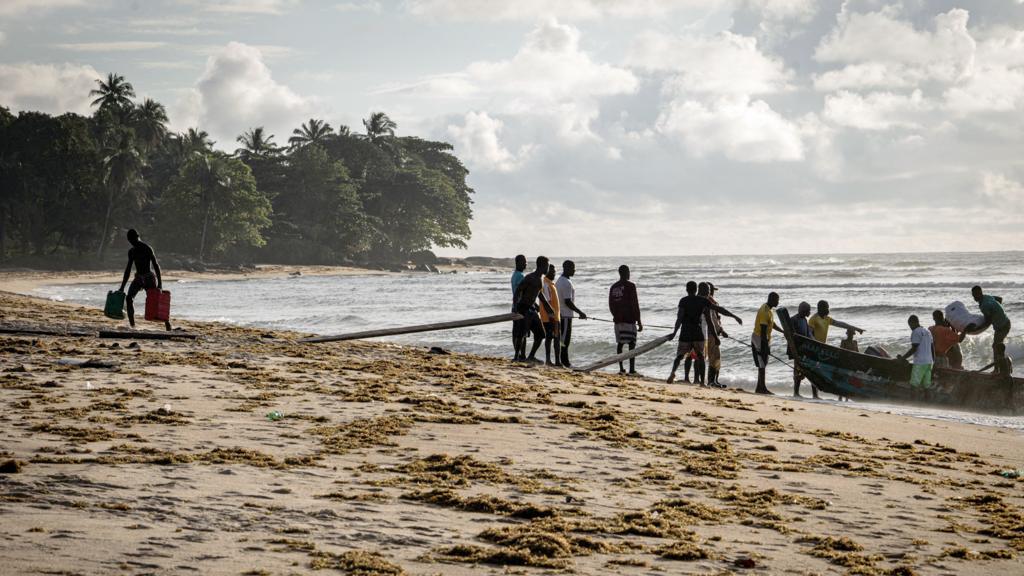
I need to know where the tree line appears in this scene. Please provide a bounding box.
[0,73,473,267]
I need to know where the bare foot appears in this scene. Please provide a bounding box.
[756,388,774,395]
[666,373,676,384]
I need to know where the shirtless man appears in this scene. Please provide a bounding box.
[117,229,170,330]
[668,281,742,385]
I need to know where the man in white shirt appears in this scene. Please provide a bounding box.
[555,260,587,367]
[897,314,934,389]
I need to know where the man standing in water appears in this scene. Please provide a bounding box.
[705,283,727,387]
[789,301,817,398]
[556,260,587,367]
[752,292,783,395]
[898,315,934,391]
[965,285,1011,369]
[510,255,527,361]
[117,229,171,331]
[541,264,561,366]
[514,256,555,363]
[609,265,642,374]
[808,300,864,345]
[668,281,742,385]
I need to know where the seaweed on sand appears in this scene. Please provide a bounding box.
[384,453,545,492]
[798,535,884,571]
[430,518,631,569]
[655,540,713,560]
[402,488,559,519]
[307,415,413,455]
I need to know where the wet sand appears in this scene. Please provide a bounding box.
[1,292,1022,575]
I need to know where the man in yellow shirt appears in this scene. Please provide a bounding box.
[751,292,784,395]
[808,300,864,345]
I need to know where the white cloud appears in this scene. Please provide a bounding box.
[979,172,1024,207]
[405,0,724,21]
[183,0,300,15]
[743,0,814,21]
[174,42,317,147]
[446,111,532,172]
[336,1,382,13]
[815,8,975,85]
[628,30,791,95]
[823,89,931,131]
[55,41,168,52]
[380,18,637,143]
[657,95,804,162]
[0,62,101,115]
[0,0,87,18]
[813,62,915,91]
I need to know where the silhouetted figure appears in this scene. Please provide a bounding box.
[118,229,170,330]
[790,301,817,398]
[514,256,554,363]
[609,265,642,374]
[668,281,741,385]
[511,254,528,360]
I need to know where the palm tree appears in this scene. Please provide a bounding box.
[236,126,279,159]
[362,112,397,141]
[288,118,333,149]
[182,128,214,154]
[193,152,228,263]
[337,124,351,137]
[89,73,136,114]
[132,98,168,153]
[97,130,144,259]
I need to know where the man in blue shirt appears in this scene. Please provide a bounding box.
[511,255,527,360]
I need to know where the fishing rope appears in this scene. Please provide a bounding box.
[588,316,798,370]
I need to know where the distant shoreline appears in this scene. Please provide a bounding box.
[0,259,504,296]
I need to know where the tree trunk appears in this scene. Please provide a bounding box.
[96,183,116,261]
[199,203,211,263]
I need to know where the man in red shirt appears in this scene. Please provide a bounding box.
[609,265,643,374]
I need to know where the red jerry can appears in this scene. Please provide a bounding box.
[144,289,171,322]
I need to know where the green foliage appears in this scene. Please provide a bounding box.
[0,74,473,265]
[158,153,271,260]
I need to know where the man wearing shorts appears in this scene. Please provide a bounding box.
[540,264,561,366]
[668,281,741,384]
[752,292,782,395]
[514,256,555,363]
[609,265,642,374]
[789,301,817,398]
[704,283,728,387]
[117,229,170,330]
[898,315,934,390]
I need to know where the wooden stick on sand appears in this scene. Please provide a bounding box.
[301,312,523,344]
[574,333,675,373]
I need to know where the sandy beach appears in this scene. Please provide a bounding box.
[1,290,1022,575]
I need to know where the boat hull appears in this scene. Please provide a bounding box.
[777,308,1024,415]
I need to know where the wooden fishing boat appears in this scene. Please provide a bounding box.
[777,307,1024,415]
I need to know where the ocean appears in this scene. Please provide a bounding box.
[38,251,1024,430]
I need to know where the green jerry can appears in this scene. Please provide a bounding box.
[104,290,125,320]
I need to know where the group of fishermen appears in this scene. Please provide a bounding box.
[511,256,1014,396]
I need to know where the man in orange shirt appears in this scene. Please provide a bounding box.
[930,309,963,369]
[540,264,561,366]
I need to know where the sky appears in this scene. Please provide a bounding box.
[1,0,1023,257]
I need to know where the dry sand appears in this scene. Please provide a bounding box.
[1,292,1022,575]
